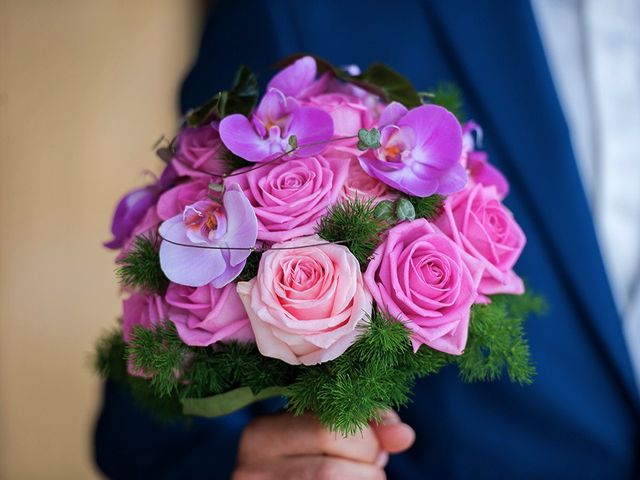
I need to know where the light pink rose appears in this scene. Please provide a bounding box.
[236,235,372,365]
[305,93,373,137]
[364,219,483,355]
[122,292,167,343]
[224,156,348,243]
[156,177,212,221]
[171,122,231,178]
[435,183,526,299]
[339,151,398,204]
[165,282,254,346]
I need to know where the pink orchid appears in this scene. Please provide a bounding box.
[462,121,510,198]
[158,183,257,288]
[219,57,333,163]
[358,102,466,197]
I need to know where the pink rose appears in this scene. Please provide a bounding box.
[165,282,254,346]
[225,156,348,243]
[172,122,231,178]
[436,183,526,298]
[156,177,212,221]
[364,219,483,355]
[339,151,398,204]
[122,292,167,343]
[236,235,372,365]
[305,93,373,137]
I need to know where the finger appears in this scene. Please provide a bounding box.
[371,412,415,454]
[235,455,387,480]
[239,412,381,464]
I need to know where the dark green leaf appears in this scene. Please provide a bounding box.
[186,66,259,126]
[356,64,422,108]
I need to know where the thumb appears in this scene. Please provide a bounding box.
[371,410,415,454]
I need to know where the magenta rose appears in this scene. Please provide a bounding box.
[364,219,483,355]
[236,235,372,365]
[122,292,167,343]
[165,282,254,346]
[224,155,348,243]
[305,92,373,137]
[172,122,231,178]
[435,183,526,298]
[156,177,212,221]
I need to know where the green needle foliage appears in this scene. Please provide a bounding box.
[406,194,444,221]
[316,197,386,267]
[116,236,169,293]
[95,293,543,435]
[236,251,262,282]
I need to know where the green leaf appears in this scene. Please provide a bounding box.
[372,200,395,223]
[220,65,259,117]
[288,134,298,150]
[395,198,416,221]
[186,66,258,126]
[181,386,289,417]
[356,64,422,108]
[357,127,381,151]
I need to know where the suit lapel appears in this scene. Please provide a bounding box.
[423,0,639,409]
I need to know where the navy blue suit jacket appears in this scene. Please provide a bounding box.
[95,1,640,478]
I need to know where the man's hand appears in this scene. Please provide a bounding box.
[233,411,415,480]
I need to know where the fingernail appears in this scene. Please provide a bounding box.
[375,451,389,467]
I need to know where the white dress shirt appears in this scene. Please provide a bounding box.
[532,0,640,387]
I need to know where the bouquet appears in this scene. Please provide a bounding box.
[96,55,544,435]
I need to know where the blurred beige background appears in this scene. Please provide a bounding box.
[0,1,203,477]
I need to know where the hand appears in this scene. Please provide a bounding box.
[232,410,415,480]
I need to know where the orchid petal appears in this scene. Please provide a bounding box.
[436,162,468,195]
[398,105,462,171]
[287,107,334,157]
[104,186,156,249]
[268,56,317,98]
[256,89,290,124]
[219,114,272,162]
[379,101,409,126]
[159,215,226,287]
[222,183,258,266]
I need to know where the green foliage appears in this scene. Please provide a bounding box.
[406,194,444,221]
[357,127,381,150]
[455,292,544,385]
[423,83,465,121]
[94,326,127,382]
[287,310,418,435]
[316,197,386,266]
[95,293,543,435]
[395,198,416,222]
[236,251,262,282]
[186,66,259,126]
[116,236,169,293]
